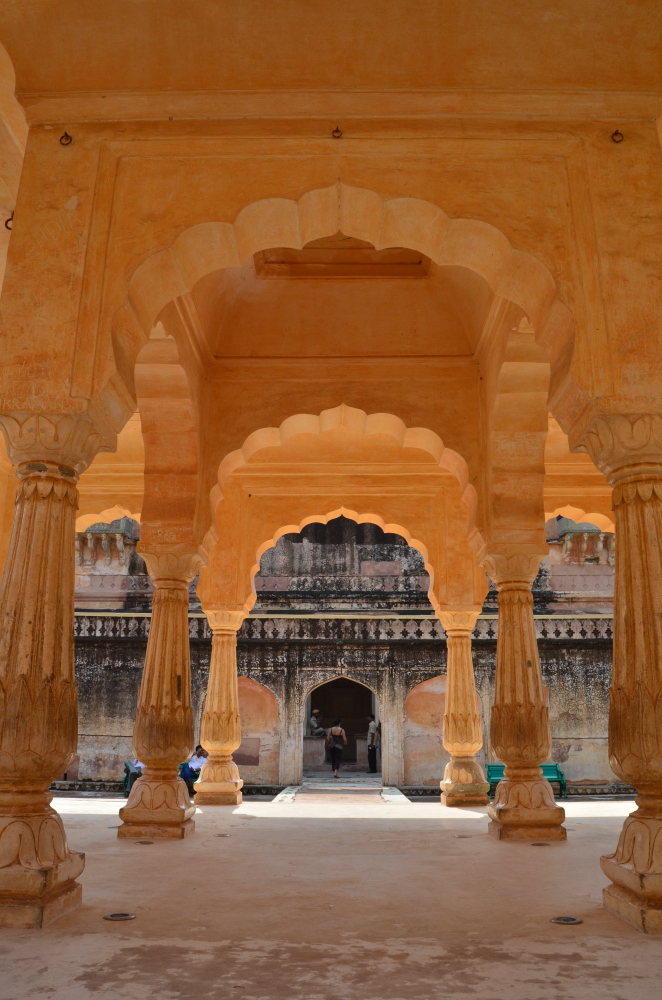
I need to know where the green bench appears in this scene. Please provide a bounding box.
[485,763,567,798]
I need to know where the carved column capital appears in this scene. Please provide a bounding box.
[482,553,542,590]
[0,412,109,475]
[139,547,204,588]
[577,413,662,485]
[438,609,480,637]
[203,609,247,635]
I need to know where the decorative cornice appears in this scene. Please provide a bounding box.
[19,89,662,125]
[578,414,662,486]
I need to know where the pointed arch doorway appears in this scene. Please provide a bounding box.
[304,677,380,775]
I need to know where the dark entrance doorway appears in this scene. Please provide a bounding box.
[311,677,374,761]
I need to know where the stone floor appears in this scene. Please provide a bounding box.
[1,792,660,1000]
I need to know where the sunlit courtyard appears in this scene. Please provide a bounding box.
[1,792,658,1000]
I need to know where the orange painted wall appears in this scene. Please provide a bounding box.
[235,676,280,785]
[403,676,449,786]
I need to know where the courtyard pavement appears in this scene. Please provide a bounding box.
[1,792,660,1000]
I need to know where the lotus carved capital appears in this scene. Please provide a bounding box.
[438,609,480,636]
[577,413,662,485]
[482,553,542,589]
[140,547,204,586]
[204,609,247,634]
[0,412,110,475]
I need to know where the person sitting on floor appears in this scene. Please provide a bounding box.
[188,746,208,771]
[123,759,144,797]
[179,758,198,797]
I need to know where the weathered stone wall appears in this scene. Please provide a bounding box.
[72,613,614,788]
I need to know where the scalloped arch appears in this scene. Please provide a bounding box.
[249,504,439,615]
[207,403,483,564]
[126,181,574,403]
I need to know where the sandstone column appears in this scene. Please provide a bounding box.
[118,548,201,839]
[195,610,246,805]
[580,414,662,932]
[0,414,104,927]
[438,610,490,806]
[483,554,566,840]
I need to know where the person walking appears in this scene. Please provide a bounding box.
[326,718,347,778]
[367,714,378,773]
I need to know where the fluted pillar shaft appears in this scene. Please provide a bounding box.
[0,412,106,927]
[580,414,662,933]
[484,554,566,841]
[196,610,246,806]
[439,610,489,806]
[118,549,201,839]
[0,462,85,926]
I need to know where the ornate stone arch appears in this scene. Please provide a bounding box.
[123,181,574,413]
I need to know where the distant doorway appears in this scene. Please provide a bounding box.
[309,677,377,765]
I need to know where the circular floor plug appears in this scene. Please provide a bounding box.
[454,834,472,839]
[550,916,583,925]
[214,833,231,838]
[104,913,136,921]
[135,840,154,845]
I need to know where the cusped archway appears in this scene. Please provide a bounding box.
[197,404,489,617]
[124,182,573,411]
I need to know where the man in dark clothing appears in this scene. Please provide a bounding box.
[367,714,378,773]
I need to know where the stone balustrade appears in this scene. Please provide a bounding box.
[73,613,613,643]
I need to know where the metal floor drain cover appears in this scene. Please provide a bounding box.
[104,913,136,921]
[550,916,583,925]
[454,835,472,839]
[214,833,231,838]
[108,825,119,829]
[136,840,153,845]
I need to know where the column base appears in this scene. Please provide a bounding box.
[487,769,566,840]
[0,852,84,928]
[118,774,196,839]
[195,790,243,806]
[602,883,662,934]
[440,757,490,807]
[600,809,662,933]
[195,757,243,806]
